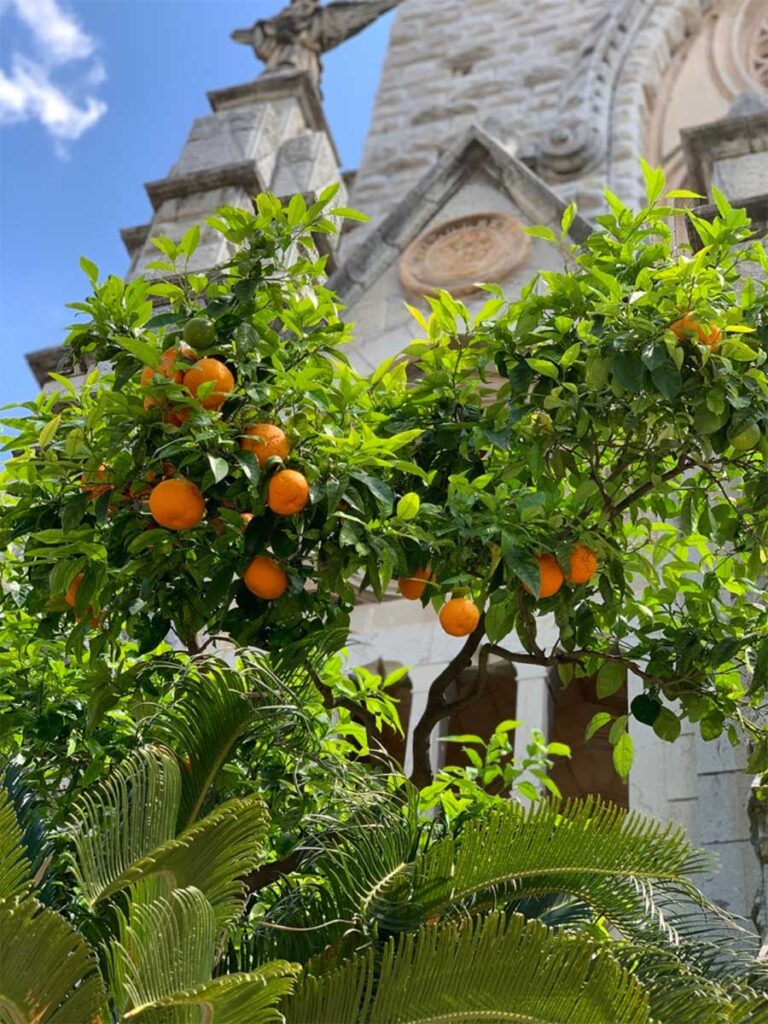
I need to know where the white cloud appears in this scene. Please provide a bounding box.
[11,0,95,64]
[0,0,107,150]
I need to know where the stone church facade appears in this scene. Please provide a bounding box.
[27,0,768,925]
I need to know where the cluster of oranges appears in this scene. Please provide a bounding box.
[70,324,315,616]
[395,544,598,640]
[70,318,601,637]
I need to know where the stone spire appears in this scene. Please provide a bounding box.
[232,0,401,87]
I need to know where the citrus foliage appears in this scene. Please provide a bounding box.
[3,178,768,779]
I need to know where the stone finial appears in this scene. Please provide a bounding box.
[232,0,402,88]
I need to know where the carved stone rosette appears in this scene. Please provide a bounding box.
[399,213,530,299]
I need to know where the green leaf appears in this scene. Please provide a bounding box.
[0,787,31,901]
[524,225,557,242]
[612,732,634,781]
[650,362,682,399]
[284,912,649,1024]
[396,493,421,521]
[207,455,229,484]
[561,202,577,236]
[653,708,681,743]
[38,414,62,448]
[596,661,627,699]
[585,712,613,742]
[0,899,109,1023]
[612,353,644,392]
[751,638,768,693]
[526,358,559,380]
[79,255,99,284]
[485,596,516,643]
[665,189,705,200]
[115,335,160,368]
[69,746,270,929]
[331,207,369,222]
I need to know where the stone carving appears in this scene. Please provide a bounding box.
[232,0,402,87]
[399,214,530,298]
[749,14,768,91]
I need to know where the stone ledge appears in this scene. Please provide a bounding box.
[686,194,768,252]
[682,111,768,196]
[120,223,151,257]
[207,69,340,165]
[145,160,265,211]
[26,345,72,387]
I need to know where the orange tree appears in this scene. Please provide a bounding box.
[3,174,768,801]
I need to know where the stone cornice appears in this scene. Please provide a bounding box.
[145,160,265,211]
[120,223,151,257]
[682,111,768,196]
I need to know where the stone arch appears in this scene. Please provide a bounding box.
[549,671,629,808]
[642,1,768,191]
[440,659,518,780]
[527,0,714,210]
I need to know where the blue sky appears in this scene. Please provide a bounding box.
[0,0,394,410]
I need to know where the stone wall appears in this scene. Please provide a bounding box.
[350,0,612,225]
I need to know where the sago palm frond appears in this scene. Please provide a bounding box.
[0,785,30,901]
[366,798,712,935]
[616,942,768,1024]
[69,744,270,928]
[106,882,297,1024]
[282,911,650,1024]
[0,898,108,1023]
[247,792,422,965]
[69,745,179,904]
[149,666,256,829]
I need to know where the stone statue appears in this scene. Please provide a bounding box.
[232,0,402,87]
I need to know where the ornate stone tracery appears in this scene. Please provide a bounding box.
[399,214,530,298]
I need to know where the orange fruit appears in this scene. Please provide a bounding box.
[241,512,254,529]
[398,568,432,600]
[243,555,288,600]
[268,470,310,516]
[140,344,195,389]
[81,463,113,500]
[183,358,234,410]
[65,573,99,625]
[65,573,84,608]
[148,478,205,531]
[211,517,226,536]
[529,554,564,599]
[566,543,598,585]
[240,423,290,467]
[670,317,721,351]
[439,597,481,637]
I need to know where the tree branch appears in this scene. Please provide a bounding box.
[409,615,486,789]
[611,456,692,517]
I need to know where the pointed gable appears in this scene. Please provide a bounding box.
[331,126,593,372]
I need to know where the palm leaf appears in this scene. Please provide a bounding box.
[149,649,339,831]
[616,942,768,1024]
[106,883,296,1023]
[69,745,179,905]
[69,745,270,928]
[0,899,108,1023]
[149,664,256,830]
[0,785,30,901]
[283,911,650,1024]
[367,798,712,935]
